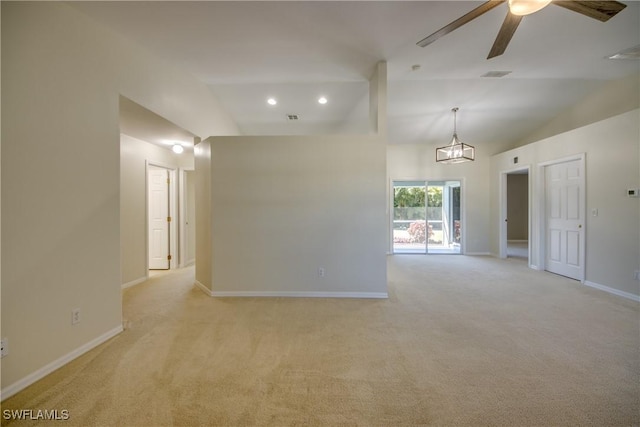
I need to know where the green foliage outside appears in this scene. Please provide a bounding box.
[427,187,442,208]
[394,186,442,221]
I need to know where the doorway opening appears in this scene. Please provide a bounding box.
[502,169,530,262]
[392,180,462,254]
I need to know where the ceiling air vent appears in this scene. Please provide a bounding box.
[286,114,300,121]
[481,71,512,78]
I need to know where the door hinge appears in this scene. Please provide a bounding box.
[167,254,172,261]
[167,178,170,184]
[167,216,172,222]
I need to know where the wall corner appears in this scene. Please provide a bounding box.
[369,61,388,137]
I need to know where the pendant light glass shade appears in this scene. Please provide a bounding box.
[436,108,475,164]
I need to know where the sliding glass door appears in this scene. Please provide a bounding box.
[392,180,461,254]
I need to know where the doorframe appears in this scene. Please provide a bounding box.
[179,167,195,267]
[499,165,531,264]
[146,161,178,271]
[389,177,466,255]
[537,153,586,282]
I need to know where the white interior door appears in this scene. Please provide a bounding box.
[148,167,170,270]
[545,159,584,280]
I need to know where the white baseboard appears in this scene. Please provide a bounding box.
[194,281,387,299]
[121,276,147,290]
[465,252,492,256]
[584,281,640,302]
[1,325,123,401]
[194,280,214,296]
[210,291,388,299]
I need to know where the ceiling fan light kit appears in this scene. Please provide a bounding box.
[436,108,475,164]
[508,0,552,16]
[417,0,627,59]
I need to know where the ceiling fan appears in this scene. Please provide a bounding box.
[417,0,627,59]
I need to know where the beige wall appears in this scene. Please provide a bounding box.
[1,2,237,396]
[507,174,529,240]
[491,108,640,297]
[201,135,387,296]
[120,134,193,286]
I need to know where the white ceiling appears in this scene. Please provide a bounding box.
[72,1,640,150]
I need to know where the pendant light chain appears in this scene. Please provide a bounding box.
[452,107,459,143]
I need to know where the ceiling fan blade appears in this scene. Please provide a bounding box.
[487,12,523,59]
[417,0,506,48]
[552,1,627,22]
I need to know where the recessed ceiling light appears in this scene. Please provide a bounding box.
[172,144,184,154]
[267,98,277,106]
[318,96,328,105]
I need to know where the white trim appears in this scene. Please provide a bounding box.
[193,283,387,299]
[121,276,147,290]
[210,291,389,299]
[537,153,587,168]
[0,325,123,401]
[507,239,528,243]
[499,165,531,261]
[178,168,195,268]
[194,280,214,296]
[584,281,640,302]
[465,252,492,256]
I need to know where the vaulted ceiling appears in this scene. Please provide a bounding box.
[72,1,640,151]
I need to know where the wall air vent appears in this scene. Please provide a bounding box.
[481,71,512,78]
[286,114,300,121]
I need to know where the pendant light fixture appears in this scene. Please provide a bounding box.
[436,107,475,164]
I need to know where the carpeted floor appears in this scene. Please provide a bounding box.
[2,256,639,426]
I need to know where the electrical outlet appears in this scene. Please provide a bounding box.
[634,270,640,281]
[318,267,326,278]
[72,308,81,325]
[1,337,8,358]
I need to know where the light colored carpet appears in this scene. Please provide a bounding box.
[2,256,638,426]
